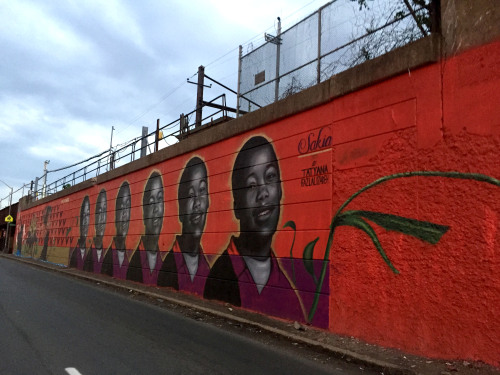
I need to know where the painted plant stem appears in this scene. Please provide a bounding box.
[334,171,500,219]
[283,221,297,283]
[307,171,500,322]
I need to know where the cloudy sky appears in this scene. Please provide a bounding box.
[1,0,343,204]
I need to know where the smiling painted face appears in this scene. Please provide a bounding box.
[234,142,282,239]
[80,197,90,242]
[115,183,131,239]
[95,190,107,239]
[143,173,164,238]
[179,162,208,240]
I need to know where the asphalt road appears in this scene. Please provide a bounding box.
[0,258,374,375]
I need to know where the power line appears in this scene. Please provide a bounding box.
[116,79,187,137]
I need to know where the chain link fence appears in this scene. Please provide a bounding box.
[238,0,434,112]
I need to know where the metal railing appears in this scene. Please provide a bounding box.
[27,94,232,202]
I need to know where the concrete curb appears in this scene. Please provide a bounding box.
[2,254,414,375]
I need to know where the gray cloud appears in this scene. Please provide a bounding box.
[0,0,328,202]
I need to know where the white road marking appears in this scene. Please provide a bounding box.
[65,368,83,375]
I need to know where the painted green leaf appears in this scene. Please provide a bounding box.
[349,210,449,244]
[283,220,296,231]
[303,237,319,284]
[336,214,399,274]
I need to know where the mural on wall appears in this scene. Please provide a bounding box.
[15,203,70,262]
[69,196,90,270]
[203,136,309,323]
[13,130,331,327]
[86,189,107,273]
[292,171,500,322]
[127,171,166,285]
[15,223,23,255]
[11,35,500,366]
[14,129,498,331]
[39,205,52,261]
[157,156,210,296]
[101,181,131,279]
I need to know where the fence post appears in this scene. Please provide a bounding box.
[237,45,242,117]
[317,7,322,84]
[42,160,49,199]
[140,126,148,158]
[274,18,282,102]
[155,119,160,152]
[34,177,39,200]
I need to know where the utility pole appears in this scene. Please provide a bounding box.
[195,65,205,128]
[140,126,148,158]
[109,126,115,170]
[42,160,50,198]
[0,180,13,253]
[109,126,115,153]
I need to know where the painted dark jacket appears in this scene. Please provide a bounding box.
[85,240,106,274]
[101,238,130,280]
[126,236,166,285]
[40,231,49,261]
[204,237,307,323]
[157,236,210,296]
[69,242,88,270]
[16,229,22,255]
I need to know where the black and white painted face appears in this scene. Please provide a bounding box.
[116,186,131,239]
[143,175,164,238]
[80,198,90,240]
[179,164,208,240]
[235,144,282,238]
[95,191,107,239]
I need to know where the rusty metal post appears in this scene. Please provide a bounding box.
[195,65,205,127]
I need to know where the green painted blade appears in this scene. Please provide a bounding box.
[336,213,399,274]
[283,220,296,231]
[303,237,319,284]
[351,210,449,244]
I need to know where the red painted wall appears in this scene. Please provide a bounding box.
[330,40,500,366]
[14,40,500,366]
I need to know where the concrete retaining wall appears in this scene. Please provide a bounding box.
[15,0,500,366]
